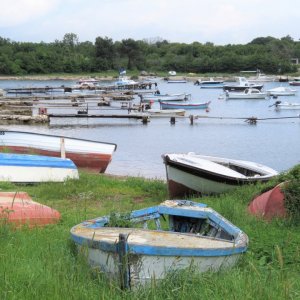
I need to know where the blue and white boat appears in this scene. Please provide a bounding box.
[196,78,224,88]
[70,200,248,289]
[160,101,210,110]
[0,153,79,183]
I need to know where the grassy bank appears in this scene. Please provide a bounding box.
[1,169,300,300]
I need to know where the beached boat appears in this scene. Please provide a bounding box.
[160,101,210,110]
[162,153,278,198]
[267,86,297,96]
[0,192,61,227]
[140,93,187,102]
[270,100,300,110]
[71,199,248,289]
[0,130,117,173]
[225,88,268,99]
[223,77,264,92]
[195,78,224,88]
[248,183,286,220]
[0,153,79,183]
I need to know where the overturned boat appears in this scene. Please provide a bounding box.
[162,153,278,198]
[71,200,248,289]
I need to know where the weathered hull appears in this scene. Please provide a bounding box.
[0,130,117,173]
[0,153,78,183]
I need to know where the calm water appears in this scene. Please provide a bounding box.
[1,78,299,179]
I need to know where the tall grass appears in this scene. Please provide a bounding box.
[1,169,300,300]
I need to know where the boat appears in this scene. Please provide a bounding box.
[140,93,187,102]
[168,70,176,76]
[70,199,248,289]
[225,88,268,99]
[0,192,61,228]
[267,86,297,96]
[248,73,276,83]
[167,79,187,83]
[270,100,300,110]
[0,153,79,183]
[146,108,186,116]
[77,78,100,85]
[160,101,210,110]
[223,77,264,92]
[289,81,300,86]
[162,153,278,198]
[248,183,286,220]
[195,78,224,88]
[0,130,117,173]
[115,76,138,86]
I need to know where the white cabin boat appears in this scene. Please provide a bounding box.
[267,86,297,96]
[226,88,268,99]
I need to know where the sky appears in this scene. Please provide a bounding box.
[0,0,300,45]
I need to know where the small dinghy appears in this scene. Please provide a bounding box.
[0,192,61,228]
[0,153,79,183]
[71,200,248,289]
[162,153,278,198]
[248,183,286,220]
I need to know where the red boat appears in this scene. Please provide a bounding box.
[248,183,286,220]
[0,192,61,228]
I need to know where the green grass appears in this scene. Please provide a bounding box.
[1,169,300,300]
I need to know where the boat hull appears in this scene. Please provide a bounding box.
[0,130,117,173]
[0,153,78,183]
[160,101,210,110]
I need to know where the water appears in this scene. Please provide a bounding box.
[1,78,299,179]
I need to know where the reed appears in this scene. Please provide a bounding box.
[0,169,299,299]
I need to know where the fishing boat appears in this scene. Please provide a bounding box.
[225,88,268,99]
[162,153,278,198]
[70,199,248,289]
[0,153,79,183]
[140,93,187,102]
[0,130,117,173]
[223,77,264,92]
[196,78,224,88]
[266,86,297,96]
[270,100,300,110]
[0,192,61,228]
[160,101,210,110]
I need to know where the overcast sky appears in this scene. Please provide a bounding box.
[0,0,299,45]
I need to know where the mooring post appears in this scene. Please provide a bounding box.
[118,233,130,290]
[142,116,149,124]
[170,116,176,125]
[189,115,194,125]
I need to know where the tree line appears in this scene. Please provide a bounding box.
[0,33,299,75]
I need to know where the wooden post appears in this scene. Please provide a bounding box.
[189,115,194,125]
[60,138,66,159]
[118,233,130,290]
[170,117,176,124]
[142,116,149,124]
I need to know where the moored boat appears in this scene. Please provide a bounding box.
[162,153,278,198]
[140,93,187,102]
[195,78,224,88]
[0,130,117,173]
[160,101,210,110]
[225,88,268,99]
[146,108,186,116]
[267,86,297,96]
[71,199,248,289]
[0,153,79,183]
[223,77,264,92]
[270,100,300,110]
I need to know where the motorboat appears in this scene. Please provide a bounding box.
[223,77,264,92]
[195,78,224,88]
[0,153,79,183]
[270,100,300,110]
[115,76,138,86]
[71,199,248,289]
[0,130,117,173]
[248,73,276,83]
[267,86,297,96]
[225,88,268,99]
[162,153,278,198]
